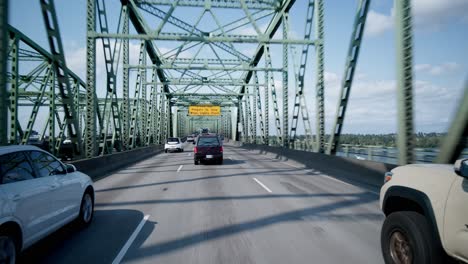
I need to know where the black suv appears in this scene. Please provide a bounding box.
[194,135,223,165]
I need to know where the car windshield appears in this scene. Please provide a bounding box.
[197,137,219,146]
[166,138,180,143]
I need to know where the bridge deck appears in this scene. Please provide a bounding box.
[19,144,384,264]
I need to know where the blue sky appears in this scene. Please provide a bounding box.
[9,0,468,134]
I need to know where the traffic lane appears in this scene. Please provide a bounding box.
[18,149,185,263]
[228,146,385,263]
[112,146,381,263]
[18,209,152,264]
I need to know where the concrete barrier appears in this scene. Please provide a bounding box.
[69,144,164,180]
[241,143,398,189]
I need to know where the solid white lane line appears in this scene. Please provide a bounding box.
[177,165,183,172]
[253,178,272,193]
[112,214,150,264]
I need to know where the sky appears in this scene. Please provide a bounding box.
[8,0,468,135]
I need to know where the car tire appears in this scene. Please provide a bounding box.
[76,191,94,227]
[165,149,167,153]
[0,234,17,264]
[194,160,199,165]
[218,158,223,165]
[381,211,442,264]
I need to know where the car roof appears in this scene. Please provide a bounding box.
[198,134,218,138]
[0,145,43,156]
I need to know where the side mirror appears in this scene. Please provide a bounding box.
[66,164,77,173]
[454,159,468,178]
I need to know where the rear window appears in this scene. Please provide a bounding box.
[197,137,219,146]
[167,138,180,143]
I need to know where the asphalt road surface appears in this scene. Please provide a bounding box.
[19,143,384,264]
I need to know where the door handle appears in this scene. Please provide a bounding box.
[12,195,21,201]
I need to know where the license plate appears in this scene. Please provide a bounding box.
[206,155,213,159]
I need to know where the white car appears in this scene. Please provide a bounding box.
[380,159,468,263]
[164,137,184,153]
[0,145,94,262]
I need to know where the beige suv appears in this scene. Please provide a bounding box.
[380,159,468,263]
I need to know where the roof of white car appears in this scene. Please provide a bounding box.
[0,145,43,156]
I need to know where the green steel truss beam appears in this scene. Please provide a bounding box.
[395,0,415,165]
[265,45,282,145]
[327,0,370,155]
[314,0,325,153]
[289,0,314,147]
[91,32,314,45]
[40,0,83,157]
[134,0,279,10]
[0,0,8,146]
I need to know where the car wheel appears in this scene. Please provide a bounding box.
[77,191,94,227]
[194,160,199,165]
[381,211,442,264]
[181,149,184,152]
[0,235,16,264]
[165,149,167,153]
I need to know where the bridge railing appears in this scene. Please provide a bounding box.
[244,137,468,165]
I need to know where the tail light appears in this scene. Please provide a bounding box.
[194,147,198,153]
[220,146,223,152]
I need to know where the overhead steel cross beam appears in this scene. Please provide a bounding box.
[135,0,280,10]
[135,3,251,62]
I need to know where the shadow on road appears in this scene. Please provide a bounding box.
[18,209,154,264]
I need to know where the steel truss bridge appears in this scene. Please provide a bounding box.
[0,0,466,164]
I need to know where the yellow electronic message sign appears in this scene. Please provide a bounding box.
[189,105,221,116]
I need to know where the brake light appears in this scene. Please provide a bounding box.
[220,146,223,152]
[194,147,198,153]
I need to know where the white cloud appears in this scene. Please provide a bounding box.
[365,10,394,37]
[365,0,468,37]
[414,62,460,76]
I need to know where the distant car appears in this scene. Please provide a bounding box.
[201,128,209,134]
[186,135,194,142]
[194,135,223,165]
[0,145,94,261]
[164,137,184,153]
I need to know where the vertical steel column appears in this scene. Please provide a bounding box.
[282,12,289,148]
[48,71,56,154]
[264,57,269,145]
[395,0,415,165]
[122,4,130,149]
[85,0,97,157]
[147,68,157,144]
[159,93,166,141]
[141,52,147,145]
[328,0,370,155]
[436,81,468,163]
[254,72,264,144]
[314,0,325,153]
[265,45,283,145]
[252,79,257,144]
[0,0,7,145]
[8,36,18,144]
